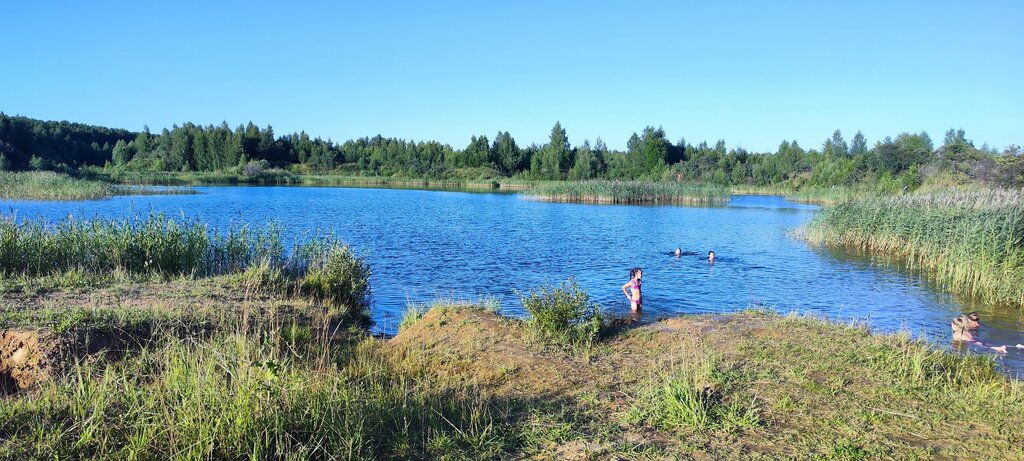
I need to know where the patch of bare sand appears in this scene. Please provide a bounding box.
[0,329,55,393]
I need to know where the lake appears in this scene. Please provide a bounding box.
[4,186,1023,375]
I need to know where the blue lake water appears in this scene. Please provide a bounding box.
[3,186,1023,375]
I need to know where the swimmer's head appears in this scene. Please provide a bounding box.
[708,250,716,262]
[674,248,681,257]
[965,311,980,328]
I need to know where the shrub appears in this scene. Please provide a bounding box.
[299,245,372,327]
[518,278,602,349]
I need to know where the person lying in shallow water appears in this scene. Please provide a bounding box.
[951,316,1007,353]
[964,311,980,329]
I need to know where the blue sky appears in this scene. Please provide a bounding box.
[2,1,1021,152]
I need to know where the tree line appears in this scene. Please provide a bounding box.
[1,113,1021,188]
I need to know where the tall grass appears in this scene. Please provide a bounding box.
[0,213,372,317]
[624,356,760,433]
[0,171,112,200]
[805,188,1024,307]
[0,328,510,460]
[529,180,728,205]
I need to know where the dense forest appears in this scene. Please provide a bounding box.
[1,113,1021,189]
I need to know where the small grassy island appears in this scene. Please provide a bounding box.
[0,171,114,201]
[529,180,730,205]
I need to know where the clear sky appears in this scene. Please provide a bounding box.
[2,1,1021,152]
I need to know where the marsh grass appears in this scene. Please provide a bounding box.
[805,188,1024,307]
[0,213,373,317]
[0,171,112,200]
[529,180,728,205]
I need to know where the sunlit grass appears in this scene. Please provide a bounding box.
[805,188,1024,307]
[530,180,728,205]
[0,171,112,200]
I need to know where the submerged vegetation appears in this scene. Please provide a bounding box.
[806,188,1024,308]
[0,171,112,200]
[529,180,729,205]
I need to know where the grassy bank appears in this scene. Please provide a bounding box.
[529,180,729,205]
[0,171,113,200]
[5,292,1021,459]
[805,188,1024,308]
[0,213,372,323]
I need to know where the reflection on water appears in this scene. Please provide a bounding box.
[3,189,1023,376]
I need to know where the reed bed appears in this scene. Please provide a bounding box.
[0,213,371,316]
[805,188,1024,308]
[529,180,729,205]
[0,171,113,200]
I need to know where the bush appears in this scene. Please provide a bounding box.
[519,278,602,349]
[300,245,372,327]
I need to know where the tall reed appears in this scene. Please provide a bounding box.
[0,213,372,316]
[0,171,112,200]
[529,180,729,205]
[805,188,1024,307]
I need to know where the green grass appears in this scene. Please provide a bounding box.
[0,328,512,460]
[805,188,1024,308]
[0,171,113,200]
[0,213,373,319]
[529,180,729,205]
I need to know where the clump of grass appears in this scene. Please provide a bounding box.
[805,188,1024,308]
[298,245,372,327]
[529,180,728,205]
[624,356,760,434]
[0,171,112,200]
[518,278,603,350]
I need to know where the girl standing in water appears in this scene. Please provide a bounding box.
[622,267,643,311]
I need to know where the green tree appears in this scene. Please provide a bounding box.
[490,131,524,175]
[851,131,867,155]
[532,122,571,179]
[111,139,134,165]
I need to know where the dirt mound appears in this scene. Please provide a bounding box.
[0,330,55,394]
[392,307,591,397]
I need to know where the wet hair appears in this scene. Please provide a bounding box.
[967,311,979,321]
[629,267,642,279]
[708,250,715,256]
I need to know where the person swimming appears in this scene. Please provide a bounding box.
[708,250,716,263]
[965,311,980,329]
[674,248,682,258]
[952,316,1007,353]
[621,267,642,311]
